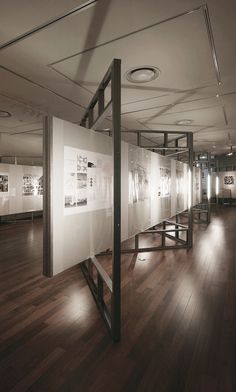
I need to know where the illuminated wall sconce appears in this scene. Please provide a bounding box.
[207,173,211,200]
[215,175,219,196]
[188,168,192,209]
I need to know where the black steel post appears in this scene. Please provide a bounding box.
[137,132,141,147]
[98,89,105,116]
[187,132,193,248]
[176,214,179,239]
[207,154,211,223]
[163,133,168,156]
[135,234,139,251]
[97,273,104,303]
[43,116,53,277]
[111,59,121,342]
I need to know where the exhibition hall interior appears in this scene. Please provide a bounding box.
[0,0,235,390]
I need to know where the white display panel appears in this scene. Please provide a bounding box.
[50,117,196,275]
[128,145,151,237]
[0,164,43,216]
[176,161,186,212]
[51,118,113,275]
[193,167,202,206]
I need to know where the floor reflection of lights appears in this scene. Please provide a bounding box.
[64,290,96,323]
[194,218,225,265]
[165,278,202,335]
[136,253,151,268]
[27,229,35,244]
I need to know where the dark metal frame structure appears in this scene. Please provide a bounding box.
[122,129,194,251]
[98,130,194,254]
[79,59,194,342]
[194,152,212,221]
[80,59,121,342]
[192,203,211,224]
[43,116,53,277]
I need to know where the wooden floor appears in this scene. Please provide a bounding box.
[0,207,235,391]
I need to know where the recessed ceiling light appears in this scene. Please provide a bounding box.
[0,110,11,118]
[176,119,192,126]
[126,66,160,83]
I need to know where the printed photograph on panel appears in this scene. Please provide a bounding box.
[158,165,171,218]
[224,175,234,185]
[0,174,8,193]
[159,167,171,197]
[129,164,149,204]
[128,146,150,205]
[64,172,77,208]
[64,146,112,213]
[23,174,42,196]
[128,146,151,237]
[76,173,87,206]
[77,154,87,173]
[38,176,43,195]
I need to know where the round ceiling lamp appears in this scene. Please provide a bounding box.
[176,119,192,126]
[126,66,160,83]
[0,110,11,118]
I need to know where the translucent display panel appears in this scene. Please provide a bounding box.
[51,117,194,275]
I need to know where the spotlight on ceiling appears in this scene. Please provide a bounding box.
[126,66,160,83]
[176,119,192,126]
[0,110,11,118]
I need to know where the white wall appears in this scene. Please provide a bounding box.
[50,117,193,275]
[211,171,236,198]
[0,163,43,215]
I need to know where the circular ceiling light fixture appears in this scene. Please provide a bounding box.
[126,66,160,83]
[0,110,11,118]
[176,119,193,126]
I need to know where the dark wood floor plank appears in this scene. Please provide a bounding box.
[0,207,235,391]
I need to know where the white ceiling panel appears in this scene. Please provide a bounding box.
[51,9,216,104]
[0,68,84,123]
[0,0,235,156]
[0,0,87,44]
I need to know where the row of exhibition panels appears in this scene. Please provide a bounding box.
[50,117,202,275]
[3,117,236,275]
[0,164,43,215]
[2,151,234,220]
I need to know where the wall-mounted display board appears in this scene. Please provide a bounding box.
[0,164,43,216]
[48,117,199,275]
[23,174,43,196]
[211,171,236,199]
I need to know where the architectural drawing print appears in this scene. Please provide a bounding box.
[0,174,9,193]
